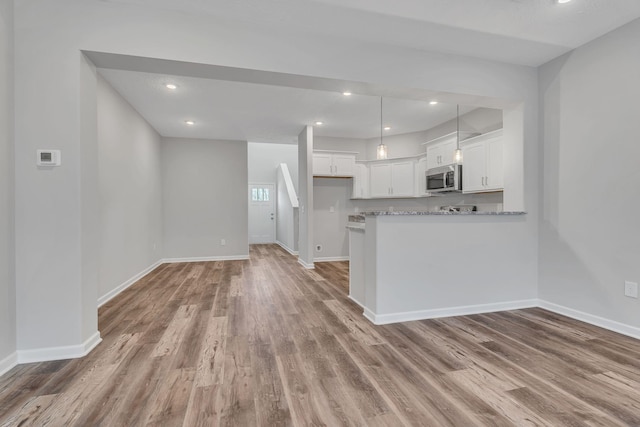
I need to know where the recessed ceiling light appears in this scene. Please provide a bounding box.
[342,91,352,96]
[384,126,391,131]
[429,101,438,105]
[185,120,195,125]
[165,84,177,90]
[557,0,571,3]
[315,121,324,126]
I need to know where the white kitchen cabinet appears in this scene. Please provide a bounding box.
[352,163,369,199]
[369,160,416,197]
[461,129,504,193]
[390,161,415,197]
[312,150,356,177]
[416,156,428,195]
[423,131,478,170]
[426,138,456,169]
[369,163,392,197]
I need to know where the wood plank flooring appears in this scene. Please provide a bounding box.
[2,244,640,426]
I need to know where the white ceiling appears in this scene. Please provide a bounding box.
[97,0,640,143]
[99,68,475,143]
[106,0,640,66]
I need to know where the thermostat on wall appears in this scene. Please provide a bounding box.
[36,149,61,166]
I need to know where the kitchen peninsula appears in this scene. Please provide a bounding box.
[348,210,533,325]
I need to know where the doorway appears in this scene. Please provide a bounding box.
[248,183,276,244]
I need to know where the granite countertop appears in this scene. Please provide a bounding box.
[362,211,526,216]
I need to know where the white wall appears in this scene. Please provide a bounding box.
[313,136,365,260]
[162,138,248,260]
[97,75,163,302]
[0,0,16,370]
[313,178,354,260]
[12,0,538,354]
[364,108,503,160]
[314,136,368,160]
[539,19,640,331]
[248,142,298,192]
[276,164,298,254]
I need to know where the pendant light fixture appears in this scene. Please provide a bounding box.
[454,104,463,164]
[377,97,388,159]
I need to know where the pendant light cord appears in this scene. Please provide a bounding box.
[456,104,460,150]
[380,97,383,146]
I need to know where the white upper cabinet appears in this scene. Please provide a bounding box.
[426,138,456,169]
[423,131,478,170]
[461,129,504,193]
[369,163,392,198]
[313,152,333,175]
[332,154,356,176]
[390,161,415,197]
[352,163,369,199]
[416,156,429,195]
[369,160,416,198]
[312,150,356,177]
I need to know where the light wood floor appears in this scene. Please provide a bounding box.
[2,244,640,426]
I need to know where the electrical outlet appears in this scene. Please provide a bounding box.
[329,206,335,213]
[624,281,638,298]
[221,239,226,246]
[316,244,322,252]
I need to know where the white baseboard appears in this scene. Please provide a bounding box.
[364,299,539,325]
[314,256,349,262]
[98,259,163,308]
[348,294,365,308]
[363,307,377,324]
[276,240,298,256]
[17,331,102,364]
[162,255,250,263]
[297,258,315,269]
[538,299,640,340]
[0,352,18,377]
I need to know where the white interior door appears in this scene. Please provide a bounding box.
[249,183,276,244]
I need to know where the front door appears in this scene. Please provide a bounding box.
[248,183,275,244]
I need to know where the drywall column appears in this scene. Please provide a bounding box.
[14,48,100,359]
[297,126,314,268]
[0,0,16,372]
[503,105,525,212]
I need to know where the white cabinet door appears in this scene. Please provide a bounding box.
[462,142,486,193]
[426,135,461,169]
[426,144,441,170]
[461,130,504,193]
[333,154,355,177]
[313,152,356,177]
[391,161,415,197]
[370,163,392,197]
[485,136,503,191]
[416,157,428,195]
[439,139,457,166]
[312,153,333,176]
[352,163,369,199]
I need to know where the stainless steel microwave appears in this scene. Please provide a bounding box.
[426,164,462,193]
